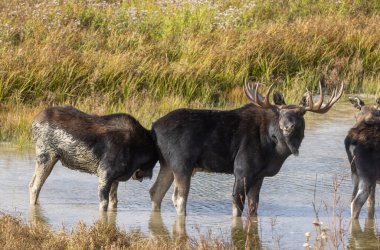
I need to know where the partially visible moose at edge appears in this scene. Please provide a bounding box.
[345,97,380,219]
[149,80,344,216]
[30,106,158,211]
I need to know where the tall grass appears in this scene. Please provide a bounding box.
[1,0,380,145]
[0,213,209,250]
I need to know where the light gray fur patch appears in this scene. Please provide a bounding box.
[268,123,288,154]
[33,122,100,174]
[349,145,356,156]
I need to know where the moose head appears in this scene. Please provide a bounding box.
[244,81,344,155]
[349,96,380,126]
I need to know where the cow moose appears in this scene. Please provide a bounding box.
[29,106,158,211]
[149,81,344,216]
[345,97,380,219]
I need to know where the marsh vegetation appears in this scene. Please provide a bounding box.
[1,0,380,145]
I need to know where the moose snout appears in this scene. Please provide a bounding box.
[281,124,295,135]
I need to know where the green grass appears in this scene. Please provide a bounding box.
[1,0,380,145]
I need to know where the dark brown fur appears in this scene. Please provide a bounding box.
[346,97,380,219]
[30,106,158,211]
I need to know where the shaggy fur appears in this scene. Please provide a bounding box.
[345,97,380,219]
[30,106,158,211]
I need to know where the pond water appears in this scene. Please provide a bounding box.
[1,102,379,249]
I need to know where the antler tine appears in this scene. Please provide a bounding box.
[327,82,344,107]
[264,84,274,107]
[314,81,324,109]
[304,81,344,114]
[254,82,261,105]
[249,82,256,99]
[243,81,276,109]
[244,80,255,102]
[328,81,344,106]
[305,88,314,109]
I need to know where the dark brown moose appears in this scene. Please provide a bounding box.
[345,97,380,219]
[29,106,158,211]
[149,81,344,216]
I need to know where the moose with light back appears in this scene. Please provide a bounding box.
[345,97,380,219]
[149,80,343,216]
[30,106,158,211]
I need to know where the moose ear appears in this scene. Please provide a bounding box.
[364,116,376,125]
[273,91,286,105]
[299,93,309,108]
[349,97,364,110]
[376,97,380,109]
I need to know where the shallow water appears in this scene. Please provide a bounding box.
[1,102,380,249]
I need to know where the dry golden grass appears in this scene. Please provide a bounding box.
[1,0,380,145]
[0,213,234,250]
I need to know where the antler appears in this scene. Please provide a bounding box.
[303,81,344,114]
[244,78,264,102]
[244,78,276,109]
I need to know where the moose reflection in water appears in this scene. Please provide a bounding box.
[28,205,261,249]
[349,219,380,249]
[148,212,263,249]
[150,81,344,217]
[345,97,380,219]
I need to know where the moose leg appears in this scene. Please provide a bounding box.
[98,174,113,211]
[247,178,264,217]
[367,184,376,219]
[108,181,119,211]
[351,180,370,219]
[29,153,58,204]
[232,177,248,217]
[172,173,191,216]
[351,173,359,202]
[149,164,174,211]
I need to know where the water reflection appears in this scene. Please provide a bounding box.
[349,219,380,249]
[149,212,171,237]
[99,211,117,226]
[149,212,187,240]
[28,204,48,226]
[231,217,262,250]
[28,204,119,229]
[148,211,262,249]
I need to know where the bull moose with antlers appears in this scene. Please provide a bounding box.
[149,81,344,216]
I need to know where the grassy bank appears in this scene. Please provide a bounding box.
[1,0,380,145]
[0,213,234,250]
